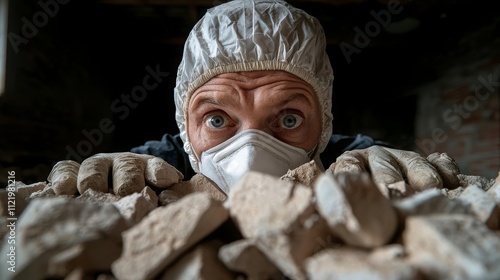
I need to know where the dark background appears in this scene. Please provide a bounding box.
[1,0,499,184]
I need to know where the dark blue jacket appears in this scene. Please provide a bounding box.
[131,133,390,179]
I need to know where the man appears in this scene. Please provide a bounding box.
[56,0,460,195]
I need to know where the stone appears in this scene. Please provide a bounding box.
[76,188,120,204]
[160,240,234,280]
[280,160,322,188]
[28,186,58,200]
[306,248,420,280]
[227,172,328,280]
[141,186,158,207]
[393,188,472,217]
[404,214,500,279]
[218,239,282,280]
[113,187,157,226]
[47,239,122,278]
[111,192,229,280]
[15,181,46,200]
[159,173,226,206]
[385,181,415,199]
[62,268,94,280]
[441,187,464,199]
[458,174,495,191]
[0,197,127,280]
[459,185,500,229]
[486,172,500,203]
[369,244,407,262]
[314,173,398,248]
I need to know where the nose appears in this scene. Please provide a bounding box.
[239,119,274,137]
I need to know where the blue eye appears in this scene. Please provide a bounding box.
[280,114,303,129]
[206,115,226,129]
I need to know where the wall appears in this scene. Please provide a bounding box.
[412,17,500,178]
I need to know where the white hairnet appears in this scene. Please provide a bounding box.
[174,0,334,172]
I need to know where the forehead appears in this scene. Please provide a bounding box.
[201,70,313,88]
[188,70,318,109]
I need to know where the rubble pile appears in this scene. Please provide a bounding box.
[1,159,500,280]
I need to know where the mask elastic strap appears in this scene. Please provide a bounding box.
[307,145,317,159]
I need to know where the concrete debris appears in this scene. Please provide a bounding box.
[113,186,158,226]
[280,159,322,188]
[160,240,234,280]
[314,173,398,248]
[159,173,226,206]
[218,238,283,280]
[0,197,127,280]
[393,188,472,217]
[306,248,421,280]
[227,171,329,280]
[111,192,229,280]
[76,188,120,204]
[459,184,500,229]
[441,186,464,199]
[404,214,500,279]
[486,172,500,203]
[15,181,46,200]
[8,158,500,280]
[458,174,495,191]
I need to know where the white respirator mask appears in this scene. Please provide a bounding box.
[198,129,314,194]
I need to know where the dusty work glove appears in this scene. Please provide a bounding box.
[47,152,184,197]
[331,146,460,191]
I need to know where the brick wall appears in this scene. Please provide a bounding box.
[413,57,500,179]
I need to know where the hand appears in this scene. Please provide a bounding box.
[48,152,184,196]
[330,146,460,191]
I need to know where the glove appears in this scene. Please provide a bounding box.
[331,146,460,191]
[48,152,184,196]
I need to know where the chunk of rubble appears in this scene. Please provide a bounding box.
[441,187,464,199]
[47,239,122,278]
[227,171,329,280]
[159,173,226,206]
[113,186,158,226]
[160,240,234,280]
[141,185,158,206]
[306,248,420,280]
[393,188,472,218]
[111,192,229,280]
[218,238,283,280]
[458,174,495,190]
[0,197,127,280]
[15,181,46,200]
[458,185,500,230]
[314,173,398,248]
[404,214,500,279]
[28,186,57,200]
[280,160,322,188]
[385,181,415,199]
[486,172,500,203]
[76,188,120,204]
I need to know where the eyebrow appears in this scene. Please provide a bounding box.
[270,92,314,107]
[190,88,315,111]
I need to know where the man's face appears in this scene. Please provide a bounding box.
[187,70,322,159]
